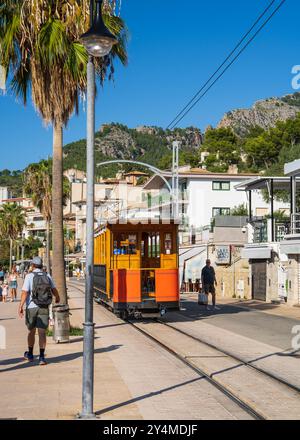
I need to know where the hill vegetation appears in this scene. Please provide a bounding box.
[63,124,202,177]
[0,170,23,197]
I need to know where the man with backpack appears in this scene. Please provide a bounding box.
[18,257,60,365]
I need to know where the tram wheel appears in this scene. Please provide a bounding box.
[120,310,128,321]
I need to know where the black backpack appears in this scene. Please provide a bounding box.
[31,272,53,307]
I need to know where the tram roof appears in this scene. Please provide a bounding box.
[94,218,180,233]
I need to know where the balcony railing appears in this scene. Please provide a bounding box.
[146,190,188,208]
[252,218,291,243]
[253,220,268,243]
[291,213,300,234]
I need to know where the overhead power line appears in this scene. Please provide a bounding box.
[167,0,276,129]
[167,0,286,130]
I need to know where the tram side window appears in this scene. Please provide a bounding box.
[113,233,137,255]
[149,233,160,258]
[164,233,172,255]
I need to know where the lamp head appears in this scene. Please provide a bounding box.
[80,0,117,57]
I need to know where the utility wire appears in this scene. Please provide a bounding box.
[167,0,276,129]
[167,0,286,129]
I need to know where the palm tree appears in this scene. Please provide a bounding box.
[0,1,127,303]
[0,203,26,270]
[23,159,70,274]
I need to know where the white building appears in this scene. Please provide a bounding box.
[0,187,12,204]
[235,175,300,305]
[144,168,290,232]
[1,196,46,240]
[64,171,151,254]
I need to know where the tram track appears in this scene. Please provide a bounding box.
[157,315,300,394]
[127,319,265,420]
[68,281,264,419]
[68,281,300,420]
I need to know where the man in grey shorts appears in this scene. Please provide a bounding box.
[18,257,60,365]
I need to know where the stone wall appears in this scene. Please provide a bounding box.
[208,245,251,300]
[286,255,300,306]
[266,255,280,302]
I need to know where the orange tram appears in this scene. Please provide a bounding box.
[93,220,180,319]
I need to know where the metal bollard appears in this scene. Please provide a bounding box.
[52,304,70,343]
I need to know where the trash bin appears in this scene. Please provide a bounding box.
[53,304,70,343]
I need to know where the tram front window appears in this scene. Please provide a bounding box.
[113,233,137,255]
[141,232,160,268]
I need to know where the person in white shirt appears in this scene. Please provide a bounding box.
[18,257,60,365]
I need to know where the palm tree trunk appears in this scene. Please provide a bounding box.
[9,238,13,271]
[52,123,67,304]
[45,219,51,275]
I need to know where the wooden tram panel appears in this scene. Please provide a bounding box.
[93,220,180,316]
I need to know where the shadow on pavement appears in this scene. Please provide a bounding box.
[95,377,203,416]
[163,298,296,324]
[0,345,122,373]
[68,336,101,344]
[156,299,251,324]
[94,323,127,331]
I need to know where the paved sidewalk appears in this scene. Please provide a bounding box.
[181,293,300,320]
[0,295,140,420]
[0,284,253,420]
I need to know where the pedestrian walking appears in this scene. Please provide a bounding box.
[19,262,25,279]
[9,267,18,302]
[0,266,5,282]
[201,259,220,311]
[18,256,60,365]
[2,280,9,303]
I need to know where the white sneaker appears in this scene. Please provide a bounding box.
[213,306,221,311]
[206,306,211,311]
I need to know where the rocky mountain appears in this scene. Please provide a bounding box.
[63,123,202,176]
[217,92,300,136]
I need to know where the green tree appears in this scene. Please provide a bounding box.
[1,0,127,303]
[0,203,26,270]
[244,135,278,170]
[23,235,45,260]
[231,204,248,216]
[23,159,70,273]
[202,127,240,172]
[244,114,300,171]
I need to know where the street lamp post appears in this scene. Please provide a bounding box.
[79,0,117,419]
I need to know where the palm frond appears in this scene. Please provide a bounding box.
[10,54,31,104]
[2,0,128,125]
[37,19,69,64]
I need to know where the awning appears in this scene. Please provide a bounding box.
[180,246,207,283]
[178,245,207,286]
[235,176,300,192]
[284,159,300,177]
[241,245,272,260]
[280,238,300,255]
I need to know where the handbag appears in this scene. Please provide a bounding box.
[198,291,208,305]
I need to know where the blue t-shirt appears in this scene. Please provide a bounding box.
[22,269,55,309]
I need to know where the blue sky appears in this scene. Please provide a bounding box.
[0,0,299,170]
